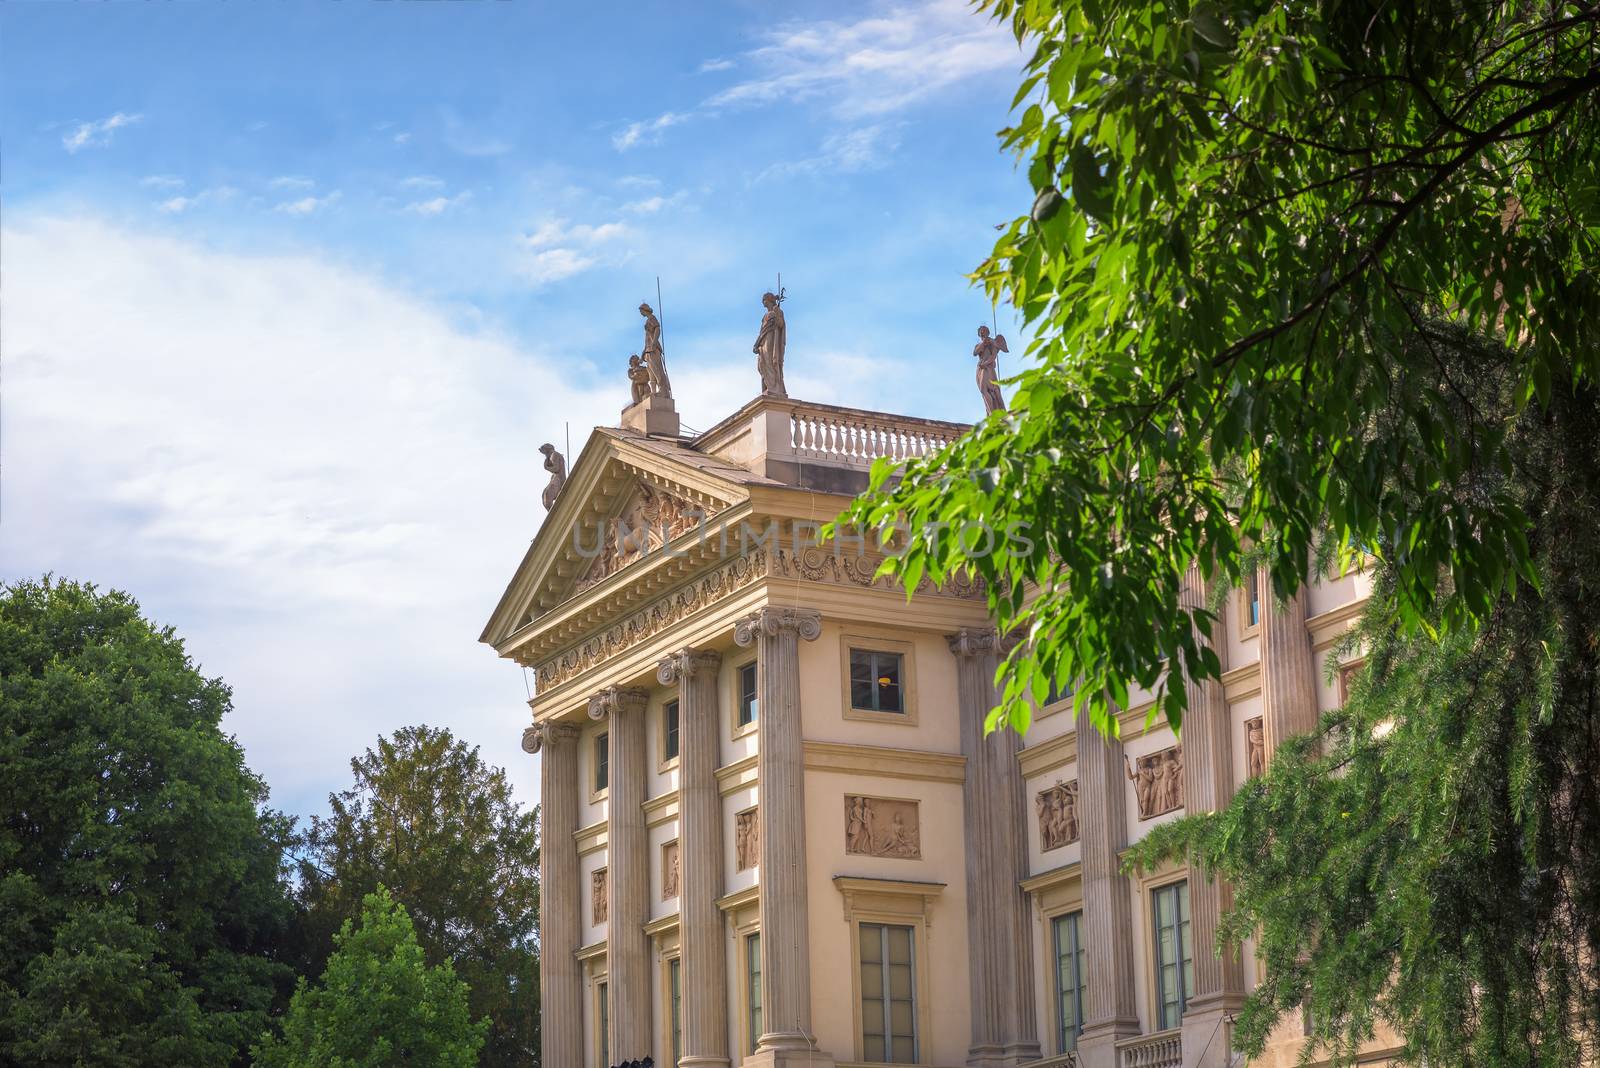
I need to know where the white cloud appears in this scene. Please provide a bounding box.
[141,175,185,190]
[622,190,689,215]
[270,175,315,191]
[158,196,196,214]
[62,112,143,153]
[401,175,446,190]
[612,111,689,151]
[394,131,413,145]
[154,186,238,214]
[616,175,662,190]
[708,0,1018,118]
[0,215,623,817]
[764,124,902,178]
[515,216,631,287]
[404,191,472,216]
[275,191,342,216]
[698,57,736,73]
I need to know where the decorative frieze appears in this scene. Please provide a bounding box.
[1125,746,1184,820]
[844,795,921,859]
[1036,780,1080,851]
[772,544,984,600]
[662,840,680,900]
[591,868,607,924]
[735,808,759,871]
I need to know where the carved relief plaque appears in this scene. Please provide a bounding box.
[574,482,709,593]
[1126,745,1184,820]
[1245,717,1265,779]
[735,809,759,872]
[662,840,680,900]
[844,795,921,859]
[1036,780,1080,851]
[591,868,608,925]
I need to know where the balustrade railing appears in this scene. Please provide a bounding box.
[788,404,964,467]
[1116,1029,1183,1068]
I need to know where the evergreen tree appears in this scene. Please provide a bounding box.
[294,726,539,1067]
[0,577,296,1066]
[254,886,486,1068]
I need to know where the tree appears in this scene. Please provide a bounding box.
[294,726,539,1067]
[0,577,296,1067]
[254,886,486,1068]
[834,0,1600,1060]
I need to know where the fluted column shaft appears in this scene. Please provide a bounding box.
[526,722,582,1068]
[1075,702,1140,1068]
[1178,571,1245,1064]
[590,686,651,1063]
[734,607,824,1056]
[949,629,1041,1067]
[1257,566,1320,756]
[660,650,729,1068]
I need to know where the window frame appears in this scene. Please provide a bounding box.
[838,632,920,726]
[1237,571,1262,640]
[596,978,609,1068]
[734,659,759,736]
[1150,878,1194,1032]
[849,648,907,714]
[668,955,682,1066]
[858,921,919,1063]
[590,729,610,801]
[659,697,680,771]
[1052,910,1087,1054]
[834,876,942,1065]
[744,931,763,1055]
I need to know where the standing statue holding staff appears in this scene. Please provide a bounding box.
[753,290,788,397]
[639,302,671,398]
[973,324,1008,414]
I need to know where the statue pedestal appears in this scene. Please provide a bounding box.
[621,393,680,437]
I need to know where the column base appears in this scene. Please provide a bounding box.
[739,1048,837,1068]
[966,1042,1044,1068]
[1180,999,1241,1068]
[1076,1018,1141,1068]
[680,1057,732,1068]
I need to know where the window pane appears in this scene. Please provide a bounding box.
[747,933,762,1053]
[665,700,679,761]
[860,923,882,962]
[888,963,912,999]
[888,925,911,963]
[889,999,914,1034]
[860,959,883,998]
[891,1036,915,1063]
[595,733,609,791]
[877,654,903,712]
[863,1035,886,1062]
[739,663,759,726]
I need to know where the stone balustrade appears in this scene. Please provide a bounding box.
[788,402,964,467]
[1115,1030,1183,1068]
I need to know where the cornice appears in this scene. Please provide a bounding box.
[715,753,759,794]
[802,740,966,784]
[1018,730,1078,779]
[716,884,760,913]
[1020,861,1082,895]
[574,819,607,857]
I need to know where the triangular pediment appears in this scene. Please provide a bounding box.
[480,428,758,653]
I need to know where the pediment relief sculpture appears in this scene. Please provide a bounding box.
[844,795,921,860]
[572,481,716,594]
[1037,779,1079,851]
[1126,745,1184,820]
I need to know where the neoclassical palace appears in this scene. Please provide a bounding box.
[483,388,1379,1068]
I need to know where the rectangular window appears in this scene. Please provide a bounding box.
[594,732,609,793]
[669,957,682,1066]
[1053,911,1087,1053]
[598,981,609,1068]
[1245,572,1262,628]
[1153,881,1193,1031]
[738,662,759,727]
[849,649,905,713]
[664,699,680,762]
[859,922,917,1063]
[746,933,762,1054]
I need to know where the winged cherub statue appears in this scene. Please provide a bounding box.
[973,324,1008,414]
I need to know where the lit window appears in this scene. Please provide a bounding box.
[669,957,682,1065]
[664,699,680,761]
[859,922,917,1063]
[746,933,762,1054]
[849,649,904,713]
[594,732,609,792]
[738,662,759,727]
[1153,881,1193,1030]
[1053,911,1087,1053]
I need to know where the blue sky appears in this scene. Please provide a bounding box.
[1,0,1030,820]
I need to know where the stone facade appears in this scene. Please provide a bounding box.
[484,395,1386,1068]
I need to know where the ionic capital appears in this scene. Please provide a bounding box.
[733,606,822,647]
[657,647,723,686]
[586,685,650,721]
[946,627,1002,660]
[522,720,582,754]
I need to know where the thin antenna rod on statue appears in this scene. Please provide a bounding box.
[564,422,570,469]
[656,276,664,346]
[991,298,998,336]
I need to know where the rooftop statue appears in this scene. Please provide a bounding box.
[538,443,567,511]
[753,290,787,397]
[638,302,671,399]
[627,354,651,405]
[973,324,1008,414]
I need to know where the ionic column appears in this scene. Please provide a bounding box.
[949,629,1041,1067]
[1257,565,1319,756]
[733,607,835,1067]
[1177,570,1245,1065]
[525,721,583,1068]
[659,649,729,1068]
[1075,701,1140,1068]
[589,686,652,1064]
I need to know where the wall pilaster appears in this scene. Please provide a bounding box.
[589,685,652,1064]
[1257,565,1320,755]
[525,721,583,1068]
[659,649,729,1068]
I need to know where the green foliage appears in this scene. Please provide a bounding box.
[0,577,296,1067]
[294,726,539,1067]
[836,0,1600,737]
[1132,359,1600,1064]
[254,886,486,1068]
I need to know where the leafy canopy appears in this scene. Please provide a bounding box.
[0,577,296,1067]
[836,0,1600,736]
[294,726,540,1068]
[254,886,486,1068]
